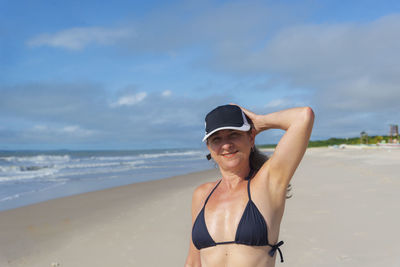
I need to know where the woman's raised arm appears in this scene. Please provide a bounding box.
[242,106,314,200]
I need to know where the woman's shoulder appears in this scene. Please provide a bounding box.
[192,180,219,203]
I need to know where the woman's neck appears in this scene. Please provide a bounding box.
[219,164,251,190]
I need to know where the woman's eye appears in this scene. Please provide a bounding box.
[211,137,221,143]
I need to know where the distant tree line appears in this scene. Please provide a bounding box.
[258,135,393,148]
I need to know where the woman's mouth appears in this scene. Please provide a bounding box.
[222,151,238,158]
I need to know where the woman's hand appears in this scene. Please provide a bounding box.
[231,104,264,135]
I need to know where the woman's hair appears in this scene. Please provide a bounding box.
[249,146,268,172]
[249,145,292,199]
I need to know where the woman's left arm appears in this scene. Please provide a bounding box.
[242,106,315,200]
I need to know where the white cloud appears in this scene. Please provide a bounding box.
[27,26,134,50]
[111,92,147,107]
[0,82,233,148]
[162,90,172,97]
[199,14,400,139]
[31,124,94,138]
[7,4,400,146]
[265,99,289,108]
[33,125,48,131]
[61,125,94,137]
[62,125,79,133]
[227,15,400,107]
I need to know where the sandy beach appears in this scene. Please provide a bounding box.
[1,147,399,267]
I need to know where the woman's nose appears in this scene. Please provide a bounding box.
[221,139,233,149]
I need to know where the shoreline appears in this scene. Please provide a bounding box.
[1,147,400,266]
[0,148,212,212]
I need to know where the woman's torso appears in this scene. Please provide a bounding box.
[194,175,283,267]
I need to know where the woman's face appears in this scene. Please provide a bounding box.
[206,129,254,170]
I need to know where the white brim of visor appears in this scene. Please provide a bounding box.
[202,123,250,142]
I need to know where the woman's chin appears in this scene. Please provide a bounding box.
[219,157,245,169]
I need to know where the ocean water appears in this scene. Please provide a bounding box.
[0,149,213,211]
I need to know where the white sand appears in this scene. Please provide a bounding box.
[0,147,399,267]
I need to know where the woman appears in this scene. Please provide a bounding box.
[185,104,314,267]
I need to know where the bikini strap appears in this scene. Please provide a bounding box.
[246,168,254,200]
[204,179,222,206]
[206,168,253,206]
[247,178,252,200]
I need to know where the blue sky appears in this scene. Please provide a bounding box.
[1,0,400,150]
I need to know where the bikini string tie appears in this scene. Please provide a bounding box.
[268,240,284,263]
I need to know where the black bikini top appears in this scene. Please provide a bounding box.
[191,171,284,262]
